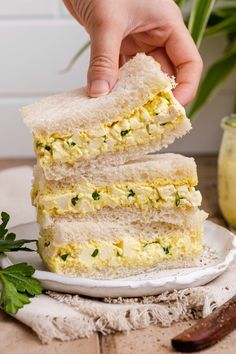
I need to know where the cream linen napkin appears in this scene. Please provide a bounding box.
[0,166,236,344]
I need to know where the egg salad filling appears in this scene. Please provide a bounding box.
[34,92,184,166]
[33,181,202,218]
[38,230,202,276]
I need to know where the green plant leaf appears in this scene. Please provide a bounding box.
[188,0,216,47]
[0,263,42,315]
[214,7,236,18]
[0,211,36,253]
[205,14,236,37]
[61,40,90,73]
[189,44,236,118]
[0,263,42,296]
[175,0,186,8]
[0,274,30,314]
[0,212,10,239]
[0,212,43,315]
[0,238,36,254]
[213,1,236,18]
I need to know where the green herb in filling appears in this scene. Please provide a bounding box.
[146,124,150,135]
[116,249,123,257]
[60,254,69,261]
[71,195,79,206]
[163,246,170,255]
[91,249,99,257]
[127,189,135,198]
[175,192,182,207]
[67,141,76,147]
[92,191,100,200]
[121,129,131,137]
[45,145,51,151]
[160,122,168,126]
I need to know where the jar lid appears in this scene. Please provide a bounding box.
[221,114,236,130]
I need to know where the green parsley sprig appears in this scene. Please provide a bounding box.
[0,212,36,253]
[0,212,42,314]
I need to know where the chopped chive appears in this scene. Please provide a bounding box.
[146,124,150,135]
[121,129,131,137]
[45,145,51,151]
[175,192,183,207]
[127,189,135,198]
[160,122,168,126]
[71,195,79,206]
[116,249,122,257]
[92,191,100,200]
[103,135,107,143]
[60,254,69,261]
[67,141,76,147]
[163,246,170,255]
[91,249,99,257]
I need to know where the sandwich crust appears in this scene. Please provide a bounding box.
[33,153,198,188]
[20,54,174,135]
[37,207,207,231]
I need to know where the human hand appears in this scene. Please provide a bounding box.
[63,0,203,105]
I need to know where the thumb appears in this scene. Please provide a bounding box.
[88,26,122,97]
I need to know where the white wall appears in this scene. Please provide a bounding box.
[0,2,235,158]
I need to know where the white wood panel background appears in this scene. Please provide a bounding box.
[0,1,235,157]
[0,0,59,17]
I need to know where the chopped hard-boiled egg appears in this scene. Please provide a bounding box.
[38,230,203,276]
[32,180,202,218]
[34,92,184,167]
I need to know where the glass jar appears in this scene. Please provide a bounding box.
[218,114,236,228]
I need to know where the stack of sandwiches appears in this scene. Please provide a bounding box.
[21,53,207,279]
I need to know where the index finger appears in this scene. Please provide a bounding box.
[165,22,203,106]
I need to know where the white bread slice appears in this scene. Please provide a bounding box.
[39,219,199,244]
[37,207,207,231]
[21,53,175,135]
[33,153,198,190]
[38,219,203,279]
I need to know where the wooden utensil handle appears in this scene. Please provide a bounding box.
[171,295,236,352]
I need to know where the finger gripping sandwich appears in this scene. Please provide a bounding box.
[21,54,191,181]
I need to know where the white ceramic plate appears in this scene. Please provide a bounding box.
[0,221,236,298]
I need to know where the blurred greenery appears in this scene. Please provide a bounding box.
[66,0,236,119]
[188,0,216,47]
[186,0,236,118]
[189,45,236,117]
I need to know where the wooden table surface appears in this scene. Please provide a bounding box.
[0,156,235,354]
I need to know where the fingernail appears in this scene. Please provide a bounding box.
[89,80,110,97]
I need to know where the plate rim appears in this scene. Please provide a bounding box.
[1,220,236,290]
